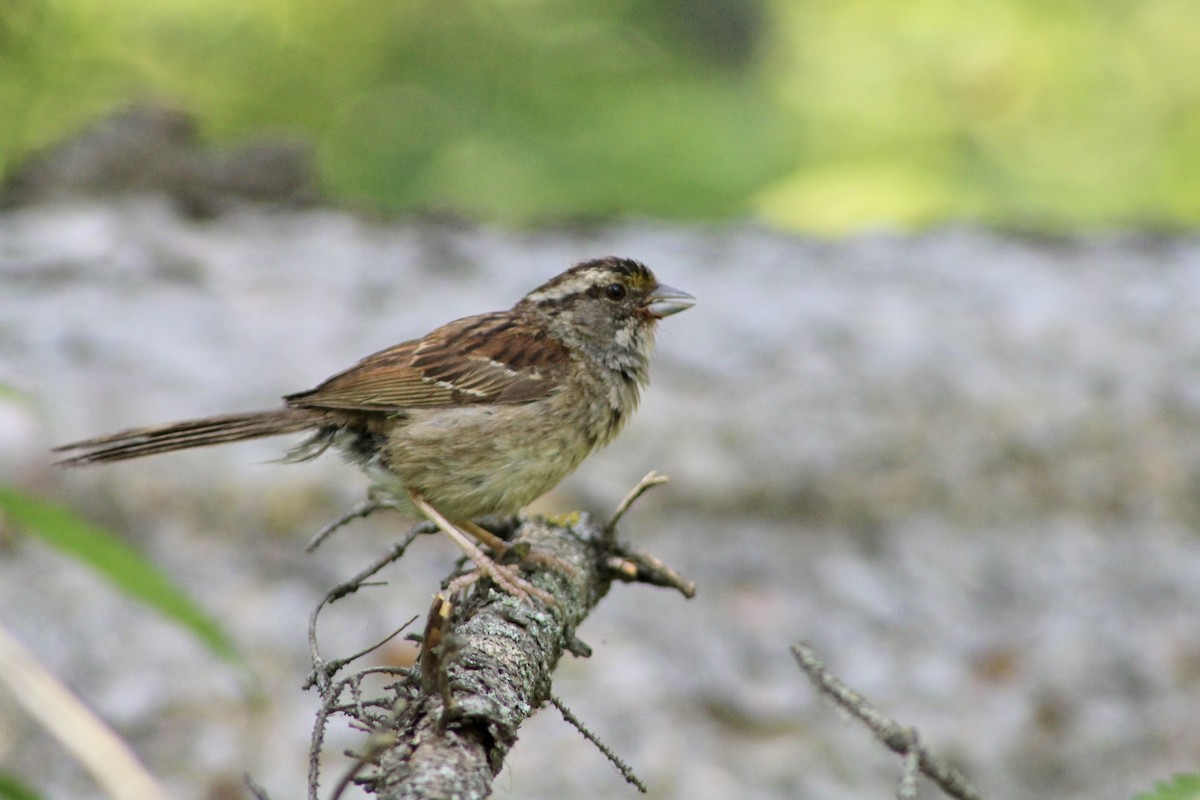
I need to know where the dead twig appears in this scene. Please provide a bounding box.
[550,694,646,793]
[328,732,398,800]
[603,547,696,598]
[305,498,407,553]
[304,523,431,800]
[601,470,695,597]
[243,773,274,800]
[306,523,432,688]
[898,729,921,800]
[604,470,670,541]
[790,642,984,800]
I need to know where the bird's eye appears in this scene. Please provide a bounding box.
[604,283,627,301]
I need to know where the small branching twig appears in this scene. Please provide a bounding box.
[313,617,419,691]
[601,470,695,598]
[306,523,433,691]
[898,729,921,800]
[305,498,406,553]
[328,731,399,800]
[304,521,431,800]
[604,470,669,541]
[308,702,333,800]
[604,547,696,598]
[243,773,274,800]
[790,642,984,800]
[308,663,419,800]
[550,694,646,793]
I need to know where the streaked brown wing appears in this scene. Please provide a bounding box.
[284,312,569,412]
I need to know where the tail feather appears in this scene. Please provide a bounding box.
[54,408,323,466]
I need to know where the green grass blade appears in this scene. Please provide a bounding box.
[1136,774,1200,800]
[0,486,242,666]
[0,773,44,800]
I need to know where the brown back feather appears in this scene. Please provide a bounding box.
[285,312,569,412]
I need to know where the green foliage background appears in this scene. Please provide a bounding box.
[2,0,1198,232]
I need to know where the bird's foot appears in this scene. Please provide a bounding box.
[409,493,557,605]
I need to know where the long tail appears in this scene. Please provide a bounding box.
[54,408,324,466]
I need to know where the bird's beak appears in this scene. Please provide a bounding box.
[645,283,695,319]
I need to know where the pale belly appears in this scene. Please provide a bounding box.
[367,402,598,521]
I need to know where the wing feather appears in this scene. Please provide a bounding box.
[285,312,568,412]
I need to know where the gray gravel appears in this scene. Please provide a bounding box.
[2,197,1199,800]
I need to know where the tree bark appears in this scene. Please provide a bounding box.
[341,513,690,800]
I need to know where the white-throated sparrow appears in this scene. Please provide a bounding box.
[56,257,694,601]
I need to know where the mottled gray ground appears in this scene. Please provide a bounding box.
[2,197,1200,800]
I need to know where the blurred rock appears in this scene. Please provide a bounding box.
[0,106,317,216]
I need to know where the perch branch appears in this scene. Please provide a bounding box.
[304,497,691,800]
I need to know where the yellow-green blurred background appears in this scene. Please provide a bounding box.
[3,0,1198,233]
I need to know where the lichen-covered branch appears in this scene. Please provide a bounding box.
[308,512,691,800]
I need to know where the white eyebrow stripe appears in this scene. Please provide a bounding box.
[525,273,598,303]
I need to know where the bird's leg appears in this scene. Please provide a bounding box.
[407,491,556,605]
[461,519,579,578]
[458,520,512,555]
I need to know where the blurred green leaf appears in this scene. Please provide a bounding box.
[0,384,32,404]
[0,773,43,800]
[1,0,1199,231]
[0,486,242,667]
[1135,774,1200,800]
